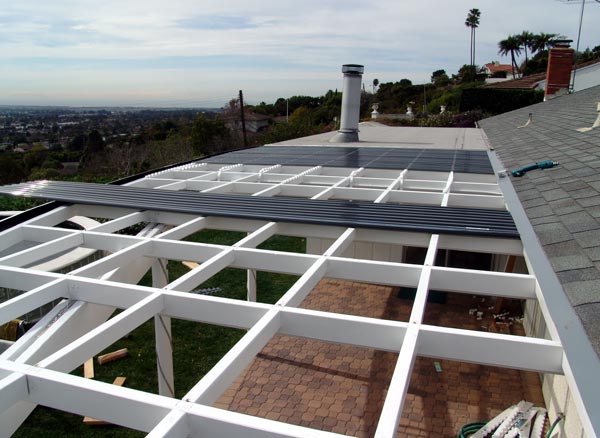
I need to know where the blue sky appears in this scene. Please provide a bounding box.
[1,0,599,107]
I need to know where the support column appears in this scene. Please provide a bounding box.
[153,259,174,397]
[247,269,257,302]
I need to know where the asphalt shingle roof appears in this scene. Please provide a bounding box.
[480,85,600,357]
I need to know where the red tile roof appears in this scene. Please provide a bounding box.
[484,63,514,74]
[483,72,546,89]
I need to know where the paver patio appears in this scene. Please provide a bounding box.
[215,279,545,437]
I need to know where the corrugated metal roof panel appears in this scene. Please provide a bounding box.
[202,146,494,174]
[0,181,518,237]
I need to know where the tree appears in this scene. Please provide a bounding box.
[498,35,522,78]
[465,8,481,66]
[67,134,87,152]
[191,113,229,155]
[0,156,26,184]
[578,45,600,63]
[399,78,413,87]
[518,31,535,64]
[23,144,48,172]
[221,98,241,119]
[456,64,479,83]
[531,33,559,53]
[85,130,105,153]
[431,69,450,86]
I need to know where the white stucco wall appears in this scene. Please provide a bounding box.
[536,62,600,93]
[306,238,404,261]
[523,299,586,437]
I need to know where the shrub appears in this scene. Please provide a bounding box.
[459,88,543,115]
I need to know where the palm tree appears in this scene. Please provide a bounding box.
[518,31,535,64]
[531,33,559,54]
[498,35,522,78]
[465,8,481,66]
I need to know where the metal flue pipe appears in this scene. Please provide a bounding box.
[331,64,364,143]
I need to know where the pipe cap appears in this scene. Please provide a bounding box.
[342,64,364,74]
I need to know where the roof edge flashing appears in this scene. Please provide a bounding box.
[488,149,600,438]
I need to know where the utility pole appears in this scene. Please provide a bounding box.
[571,0,586,92]
[239,89,248,147]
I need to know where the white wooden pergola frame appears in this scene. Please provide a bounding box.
[0,157,587,437]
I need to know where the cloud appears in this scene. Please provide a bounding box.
[1,0,599,106]
[176,15,257,30]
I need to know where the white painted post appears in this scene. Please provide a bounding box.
[247,269,257,302]
[153,259,174,398]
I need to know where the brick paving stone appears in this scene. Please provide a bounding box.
[215,279,546,437]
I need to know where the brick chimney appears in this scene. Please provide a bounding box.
[544,41,574,100]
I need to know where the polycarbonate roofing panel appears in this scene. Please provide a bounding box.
[202,146,494,174]
[0,181,518,237]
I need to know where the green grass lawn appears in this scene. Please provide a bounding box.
[13,230,305,437]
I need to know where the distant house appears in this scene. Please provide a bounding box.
[482,62,516,78]
[14,143,32,153]
[484,72,547,90]
[485,57,600,93]
[223,110,270,133]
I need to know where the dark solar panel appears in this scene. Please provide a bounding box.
[202,146,494,174]
[0,181,518,238]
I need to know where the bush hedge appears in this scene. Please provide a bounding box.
[459,88,543,115]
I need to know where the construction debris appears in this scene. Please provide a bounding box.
[83,358,94,379]
[0,319,24,341]
[97,348,128,365]
[191,287,222,295]
[469,401,546,438]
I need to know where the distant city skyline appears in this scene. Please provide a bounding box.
[1,0,599,107]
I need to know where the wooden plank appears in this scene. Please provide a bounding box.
[83,358,94,379]
[112,376,126,386]
[83,377,127,425]
[97,348,128,365]
[182,261,199,270]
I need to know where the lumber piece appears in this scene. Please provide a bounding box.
[97,348,128,365]
[83,358,94,379]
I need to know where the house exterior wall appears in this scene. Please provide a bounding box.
[537,63,600,93]
[225,118,269,133]
[571,63,600,92]
[523,299,586,437]
[306,238,404,262]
